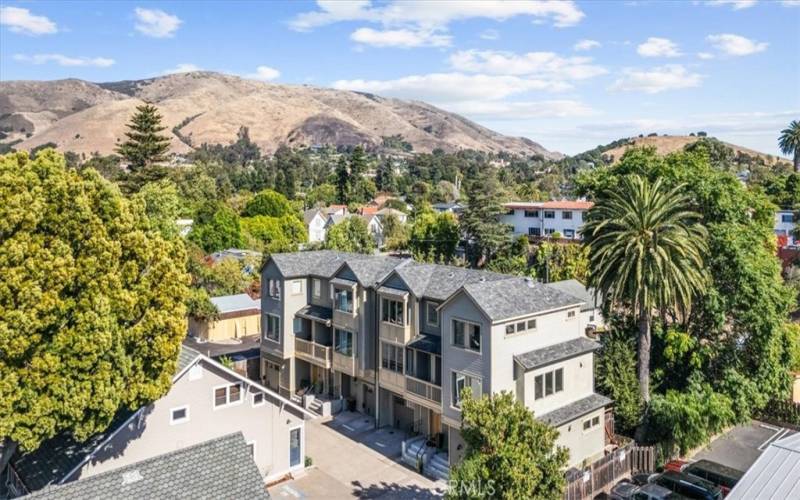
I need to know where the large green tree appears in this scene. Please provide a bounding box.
[115,104,171,172]
[188,201,243,252]
[242,189,295,218]
[461,170,511,267]
[408,205,459,263]
[450,391,568,500]
[779,120,800,172]
[0,150,189,452]
[325,217,374,254]
[582,175,708,402]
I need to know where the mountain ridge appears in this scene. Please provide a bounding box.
[0,71,562,159]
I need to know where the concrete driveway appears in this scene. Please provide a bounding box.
[269,413,446,499]
[691,420,796,472]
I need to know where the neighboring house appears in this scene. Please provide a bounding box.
[376,207,408,225]
[502,200,594,239]
[362,214,384,248]
[728,432,800,499]
[176,218,193,237]
[259,250,611,479]
[189,293,261,342]
[324,205,348,217]
[432,202,464,215]
[775,210,796,248]
[546,279,605,331]
[26,433,268,499]
[304,208,328,243]
[5,347,311,497]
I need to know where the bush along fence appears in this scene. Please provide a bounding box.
[563,440,656,500]
[757,399,800,430]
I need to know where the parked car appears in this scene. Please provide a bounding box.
[653,471,723,500]
[682,460,743,496]
[663,460,689,472]
[611,480,687,500]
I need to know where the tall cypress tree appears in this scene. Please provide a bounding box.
[335,155,350,204]
[116,104,171,172]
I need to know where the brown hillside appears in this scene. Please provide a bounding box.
[602,135,788,166]
[1,71,561,159]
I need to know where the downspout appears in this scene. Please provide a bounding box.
[374,286,381,429]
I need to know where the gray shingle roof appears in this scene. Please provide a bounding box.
[28,433,269,499]
[268,250,352,278]
[176,345,202,374]
[545,279,599,312]
[391,262,508,301]
[304,208,322,225]
[538,393,612,427]
[343,255,404,285]
[514,337,601,371]
[462,277,583,321]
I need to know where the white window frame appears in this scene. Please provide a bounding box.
[265,313,280,343]
[213,382,244,410]
[451,318,481,354]
[313,279,321,298]
[247,440,257,460]
[334,328,355,357]
[451,370,482,410]
[268,279,281,300]
[334,287,354,314]
[523,210,539,218]
[562,211,573,220]
[169,405,190,425]
[291,280,303,296]
[583,414,601,433]
[534,367,564,400]
[426,302,439,327]
[251,391,265,407]
[567,310,577,320]
[381,341,404,373]
[543,210,555,219]
[381,297,405,326]
[288,425,303,469]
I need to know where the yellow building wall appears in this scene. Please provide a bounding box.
[189,313,261,341]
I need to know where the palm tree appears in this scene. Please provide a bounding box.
[779,120,800,172]
[583,175,707,403]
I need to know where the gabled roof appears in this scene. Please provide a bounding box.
[303,208,324,225]
[267,250,352,278]
[28,433,269,499]
[545,279,599,312]
[209,293,260,314]
[459,277,583,322]
[729,432,800,499]
[10,346,312,493]
[385,261,507,301]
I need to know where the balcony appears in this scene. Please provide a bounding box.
[405,376,442,410]
[295,338,331,369]
[332,350,356,376]
[379,321,412,345]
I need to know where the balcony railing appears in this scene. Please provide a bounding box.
[295,338,331,368]
[406,376,442,404]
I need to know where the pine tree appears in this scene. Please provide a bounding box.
[349,145,368,177]
[461,170,511,267]
[375,159,396,193]
[335,155,350,204]
[116,104,171,172]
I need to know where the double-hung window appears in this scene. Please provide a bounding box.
[452,372,481,408]
[426,302,439,327]
[267,279,281,300]
[265,313,280,342]
[313,279,321,298]
[334,288,353,313]
[524,210,539,218]
[562,211,573,220]
[543,210,555,219]
[381,342,404,373]
[534,368,564,400]
[214,383,242,408]
[334,328,354,357]
[382,298,405,325]
[452,319,480,353]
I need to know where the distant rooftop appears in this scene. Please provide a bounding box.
[210,293,260,314]
[504,200,594,210]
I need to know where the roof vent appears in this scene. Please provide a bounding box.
[479,277,486,282]
[121,470,144,485]
[524,277,535,288]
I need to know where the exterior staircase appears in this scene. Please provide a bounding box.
[401,436,450,480]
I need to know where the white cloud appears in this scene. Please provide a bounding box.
[637,37,682,57]
[134,7,182,38]
[247,65,281,81]
[162,63,201,74]
[13,53,114,67]
[332,73,570,102]
[448,50,607,80]
[480,29,500,40]
[0,6,57,35]
[445,99,596,119]
[783,1,800,6]
[697,52,715,60]
[706,33,767,56]
[290,0,585,32]
[609,65,703,93]
[350,27,451,48]
[707,0,757,10]
[574,39,601,51]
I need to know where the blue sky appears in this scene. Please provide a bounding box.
[1,0,798,155]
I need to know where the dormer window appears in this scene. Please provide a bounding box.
[382,298,405,326]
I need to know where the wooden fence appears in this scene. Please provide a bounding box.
[564,443,656,500]
[757,400,800,429]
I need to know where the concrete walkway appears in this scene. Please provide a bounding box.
[269,413,446,499]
